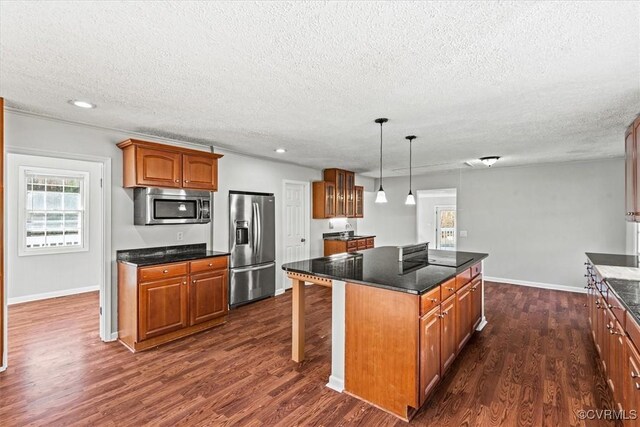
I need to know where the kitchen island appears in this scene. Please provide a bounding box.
[282,246,488,421]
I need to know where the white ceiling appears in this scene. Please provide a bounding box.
[1,1,638,177]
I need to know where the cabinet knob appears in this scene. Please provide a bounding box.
[175,180,180,183]
[208,263,213,267]
[632,372,639,378]
[447,287,455,292]
[184,180,189,183]
[636,383,640,390]
[183,281,187,285]
[430,298,438,303]
[163,269,169,274]
[583,304,587,307]
[192,280,197,284]
[438,314,444,319]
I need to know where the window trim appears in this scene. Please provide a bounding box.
[18,166,90,256]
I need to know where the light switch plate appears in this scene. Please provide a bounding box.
[459,230,468,238]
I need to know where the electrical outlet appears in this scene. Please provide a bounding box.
[177,232,184,241]
[459,230,468,238]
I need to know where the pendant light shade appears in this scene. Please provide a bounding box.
[405,135,417,205]
[374,118,389,204]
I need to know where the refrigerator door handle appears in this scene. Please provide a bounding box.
[231,262,275,273]
[251,202,258,250]
[256,202,262,256]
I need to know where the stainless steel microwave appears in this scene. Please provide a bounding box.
[133,188,211,225]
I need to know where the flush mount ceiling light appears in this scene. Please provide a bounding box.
[68,99,96,109]
[275,148,287,153]
[374,118,389,204]
[479,156,500,167]
[405,135,417,205]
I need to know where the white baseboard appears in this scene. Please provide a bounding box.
[107,332,118,342]
[8,285,99,305]
[484,276,586,294]
[326,375,344,393]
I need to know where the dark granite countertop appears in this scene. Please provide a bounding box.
[323,231,376,241]
[585,252,640,325]
[604,278,640,326]
[282,246,488,295]
[117,243,229,267]
[585,252,640,268]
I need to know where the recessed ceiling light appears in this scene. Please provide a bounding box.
[275,148,286,153]
[68,99,96,109]
[479,156,501,167]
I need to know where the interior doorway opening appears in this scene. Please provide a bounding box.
[416,188,457,251]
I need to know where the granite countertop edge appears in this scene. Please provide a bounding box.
[283,251,488,295]
[118,251,230,267]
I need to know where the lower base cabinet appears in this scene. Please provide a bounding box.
[118,256,229,352]
[346,262,484,420]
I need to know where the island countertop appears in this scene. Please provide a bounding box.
[282,246,488,295]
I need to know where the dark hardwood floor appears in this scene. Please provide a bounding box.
[0,282,616,426]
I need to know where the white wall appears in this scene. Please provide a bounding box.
[4,111,373,334]
[359,159,627,289]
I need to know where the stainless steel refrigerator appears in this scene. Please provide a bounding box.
[229,191,276,307]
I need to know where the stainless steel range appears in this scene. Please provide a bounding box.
[228,191,276,306]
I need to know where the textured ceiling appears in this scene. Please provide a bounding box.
[0,1,638,177]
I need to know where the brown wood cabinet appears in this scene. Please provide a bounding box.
[440,295,457,374]
[456,282,473,353]
[345,262,483,420]
[118,256,229,352]
[189,270,228,326]
[419,305,441,405]
[354,186,364,218]
[323,237,375,256]
[586,261,640,419]
[118,139,223,191]
[139,276,189,340]
[313,168,362,219]
[312,181,336,219]
[625,116,640,221]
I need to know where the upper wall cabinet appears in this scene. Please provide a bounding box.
[313,168,362,219]
[625,117,640,221]
[118,139,223,191]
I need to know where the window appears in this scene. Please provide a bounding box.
[19,167,89,255]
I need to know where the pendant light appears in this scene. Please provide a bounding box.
[405,135,417,205]
[374,118,389,203]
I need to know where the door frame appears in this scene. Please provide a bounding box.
[281,180,310,292]
[434,205,456,250]
[5,147,112,343]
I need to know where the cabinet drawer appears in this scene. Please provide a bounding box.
[420,286,441,316]
[471,263,482,278]
[357,239,367,249]
[455,268,472,291]
[190,256,228,274]
[440,277,457,300]
[139,262,188,282]
[606,291,626,328]
[347,240,358,249]
[366,238,374,248]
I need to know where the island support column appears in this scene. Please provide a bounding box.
[327,280,345,392]
[292,278,305,362]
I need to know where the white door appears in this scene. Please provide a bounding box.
[435,206,456,250]
[7,154,103,314]
[283,181,309,290]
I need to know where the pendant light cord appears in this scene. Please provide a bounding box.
[379,122,383,187]
[409,139,412,192]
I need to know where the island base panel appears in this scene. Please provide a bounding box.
[345,283,420,420]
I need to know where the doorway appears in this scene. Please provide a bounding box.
[282,180,310,292]
[5,150,111,345]
[416,188,457,251]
